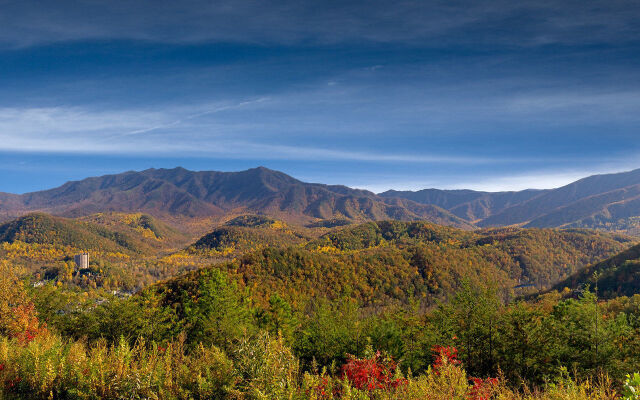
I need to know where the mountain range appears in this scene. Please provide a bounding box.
[3,166,640,234]
[0,167,473,229]
[382,168,640,234]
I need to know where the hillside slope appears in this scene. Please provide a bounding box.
[191,215,308,255]
[524,184,640,228]
[0,213,137,254]
[552,243,640,298]
[79,212,190,252]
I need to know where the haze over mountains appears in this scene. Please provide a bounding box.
[2,166,640,235]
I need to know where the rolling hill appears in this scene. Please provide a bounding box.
[191,216,308,255]
[0,212,187,255]
[78,212,190,252]
[162,220,634,306]
[0,213,136,254]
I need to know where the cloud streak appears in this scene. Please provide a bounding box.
[124,98,270,136]
[0,103,541,165]
[2,72,639,163]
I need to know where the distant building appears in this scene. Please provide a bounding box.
[74,253,89,269]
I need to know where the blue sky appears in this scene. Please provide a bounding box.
[1,0,640,194]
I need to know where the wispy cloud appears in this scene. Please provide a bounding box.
[0,104,466,163]
[503,91,640,121]
[0,101,545,166]
[205,142,506,164]
[0,106,162,137]
[2,71,639,162]
[124,98,270,136]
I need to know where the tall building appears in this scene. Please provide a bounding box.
[74,253,89,269]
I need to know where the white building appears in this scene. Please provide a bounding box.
[74,253,89,269]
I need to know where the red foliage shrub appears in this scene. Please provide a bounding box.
[341,351,407,392]
[431,345,461,374]
[467,377,499,400]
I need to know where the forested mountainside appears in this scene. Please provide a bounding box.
[0,212,187,255]
[160,220,634,307]
[381,168,640,234]
[0,212,197,291]
[551,242,640,299]
[0,212,632,301]
[191,224,308,256]
[0,213,141,255]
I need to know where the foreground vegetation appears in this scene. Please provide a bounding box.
[1,260,640,399]
[0,331,626,400]
[2,215,640,399]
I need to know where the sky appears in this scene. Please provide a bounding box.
[1,0,640,194]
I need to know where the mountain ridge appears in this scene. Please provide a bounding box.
[381,168,640,234]
[0,167,473,230]
[4,166,640,235]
